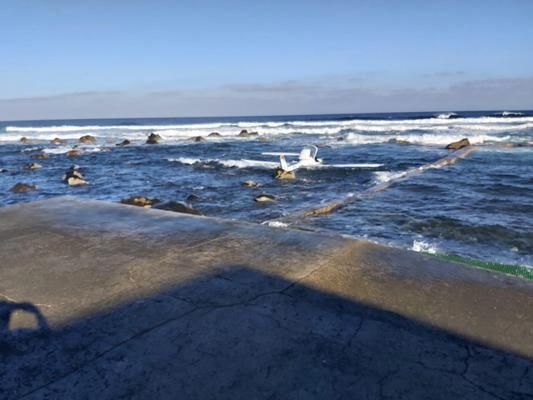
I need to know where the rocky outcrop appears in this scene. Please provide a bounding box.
[79,135,96,143]
[274,168,296,180]
[31,153,49,159]
[20,137,30,144]
[62,165,88,186]
[146,133,162,144]
[154,201,202,215]
[50,138,64,145]
[191,136,206,142]
[9,183,37,192]
[238,130,259,138]
[66,149,81,157]
[121,195,160,208]
[208,132,221,137]
[24,162,42,170]
[186,193,201,203]
[255,194,276,202]
[445,138,470,150]
[242,180,259,187]
[116,139,131,146]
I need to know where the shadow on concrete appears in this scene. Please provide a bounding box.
[1,265,532,400]
[0,300,50,336]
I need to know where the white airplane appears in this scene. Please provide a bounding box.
[262,145,383,172]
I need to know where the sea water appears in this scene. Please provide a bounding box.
[1,111,532,267]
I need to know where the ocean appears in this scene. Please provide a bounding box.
[1,110,532,267]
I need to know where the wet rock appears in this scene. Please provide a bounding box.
[445,138,470,150]
[20,137,30,144]
[238,130,259,138]
[66,149,81,157]
[336,137,345,141]
[208,132,221,137]
[389,138,411,145]
[274,168,296,180]
[116,139,131,146]
[186,193,201,203]
[62,165,88,186]
[79,135,96,143]
[241,180,259,187]
[191,136,206,142]
[146,133,162,144]
[255,194,276,202]
[121,195,160,208]
[24,163,42,171]
[31,153,49,159]
[50,138,64,145]
[9,183,37,193]
[0,168,6,173]
[154,201,202,215]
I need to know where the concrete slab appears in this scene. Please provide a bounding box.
[0,197,532,399]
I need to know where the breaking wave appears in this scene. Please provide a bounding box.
[168,157,279,169]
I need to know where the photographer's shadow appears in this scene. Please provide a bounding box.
[0,300,50,341]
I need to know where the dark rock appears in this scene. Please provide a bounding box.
[50,138,64,145]
[154,201,202,215]
[24,163,42,171]
[9,183,37,193]
[255,194,276,202]
[20,137,30,144]
[62,165,88,186]
[389,138,411,145]
[208,132,221,137]
[66,149,81,157]
[31,153,49,159]
[191,136,206,142]
[121,196,160,208]
[445,138,470,150]
[146,133,162,144]
[274,168,296,180]
[186,193,201,203]
[116,139,131,146]
[79,135,96,143]
[0,168,6,173]
[238,130,259,138]
[241,180,259,187]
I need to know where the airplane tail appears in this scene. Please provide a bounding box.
[279,154,289,171]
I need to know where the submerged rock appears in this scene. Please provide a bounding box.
[10,183,37,193]
[154,201,202,215]
[79,135,96,143]
[24,162,42,171]
[0,168,6,173]
[20,137,30,144]
[62,165,88,186]
[208,132,221,137]
[50,138,64,145]
[31,153,49,159]
[146,133,162,144]
[116,139,131,146]
[185,193,201,203]
[445,138,470,150]
[241,180,259,187]
[255,194,276,202]
[66,149,81,157]
[389,138,411,145]
[274,168,296,180]
[121,195,160,208]
[191,136,206,142]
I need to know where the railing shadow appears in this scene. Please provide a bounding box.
[1,266,532,400]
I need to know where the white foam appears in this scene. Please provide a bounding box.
[169,157,279,169]
[412,240,439,254]
[263,221,289,228]
[345,132,512,146]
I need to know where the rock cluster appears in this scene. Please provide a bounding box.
[31,153,49,159]
[62,165,88,186]
[146,133,162,144]
[9,183,37,193]
[445,138,470,150]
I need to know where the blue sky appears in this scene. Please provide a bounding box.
[1,0,533,120]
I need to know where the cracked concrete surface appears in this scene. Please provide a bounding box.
[0,197,532,399]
